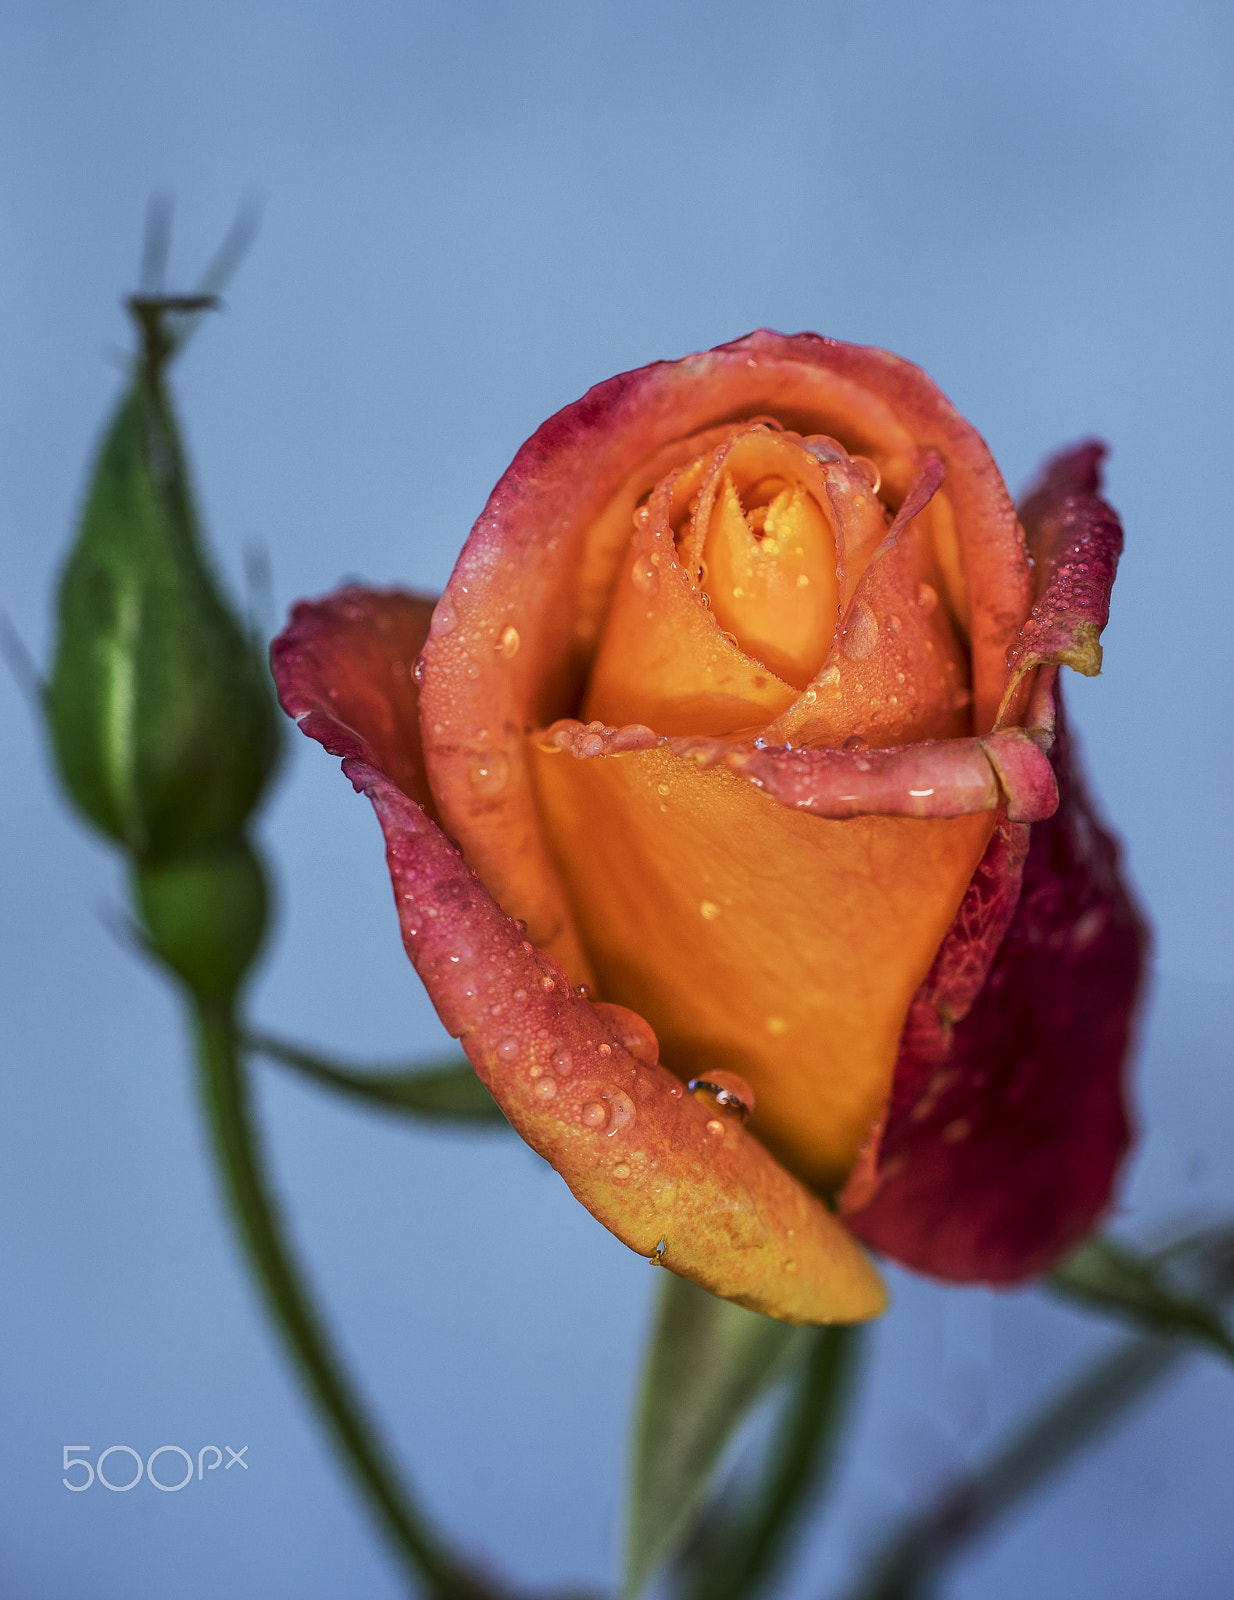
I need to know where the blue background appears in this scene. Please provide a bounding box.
[2,2,1232,1595]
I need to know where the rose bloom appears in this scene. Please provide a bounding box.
[273,332,1144,1324]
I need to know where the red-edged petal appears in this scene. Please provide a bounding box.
[272,585,438,813]
[839,444,1145,1281]
[271,587,886,1324]
[415,331,1033,981]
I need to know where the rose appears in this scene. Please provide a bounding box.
[272,332,1144,1325]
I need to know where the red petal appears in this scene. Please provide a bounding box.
[1005,439,1125,690]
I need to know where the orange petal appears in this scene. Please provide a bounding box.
[532,737,994,1189]
[370,764,886,1323]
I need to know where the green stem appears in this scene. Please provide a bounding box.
[191,996,501,1600]
[683,1325,864,1600]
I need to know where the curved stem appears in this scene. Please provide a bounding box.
[836,1335,1183,1600]
[191,996,501,1600]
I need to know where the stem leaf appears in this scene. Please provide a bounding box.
[1048,1234,1234,1364]
[244,1028,508,1124]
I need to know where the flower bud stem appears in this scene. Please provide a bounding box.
[190,994,502,1600]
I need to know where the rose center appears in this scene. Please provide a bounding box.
[672,430,842,690]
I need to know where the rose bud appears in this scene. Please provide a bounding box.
[47,295,281,865]
[47,294,280,1000]
[272,333,1145,1324]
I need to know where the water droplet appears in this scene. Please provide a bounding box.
[497,1037,519,1061]
[719,630,739,650]
[581,1102,607,1128]
[412,654,428,686]
[534,1077,557,1100]
[700,900,721,921]
[705,1119,725,1137]
[842,601,878,660]
[468,750,510,797]
[916,582,938,614]
[576,983,593,999]
[633,503,652,530]
[598,1043,612,1057]
[612,1162,631,1180]
[465,658,481,680]
[551,1048,574,1075]
[513,988,527,1001]
[850,455,882,493]
[430,595,458,636]
[697,559,710,584]
[631,555,659,595]
[540,975,556,992]
[657,783,670,796]
[499,624,520,658]
[689,1071,755,1120]
[668,1082,683,1098]
[604,1088,636,1136]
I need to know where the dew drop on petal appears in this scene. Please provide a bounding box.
[499,624,520,658]
[581,1102,607,1128]
[430,595,458,636]
[468,750,510,797]
[412,654,427,686]
[534,1078,557,1100]
[689,1071,756,1120]
[916,582,938,614]
[705,1119,725,1137]
[842,601,878,660]
[604,1088,636,1136]
[497,1037,520,1061]
[631,555,659,595]
[551,1048,574,1076]
[700,900,721,921]
[612,1162,631,1180]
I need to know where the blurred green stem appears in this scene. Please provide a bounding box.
[682,1325,864,1600]
[191,996,500,1600]
[838,1335,1184,1600]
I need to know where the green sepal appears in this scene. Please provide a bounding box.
[46,302,280,861]
[134,835,268,1003]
